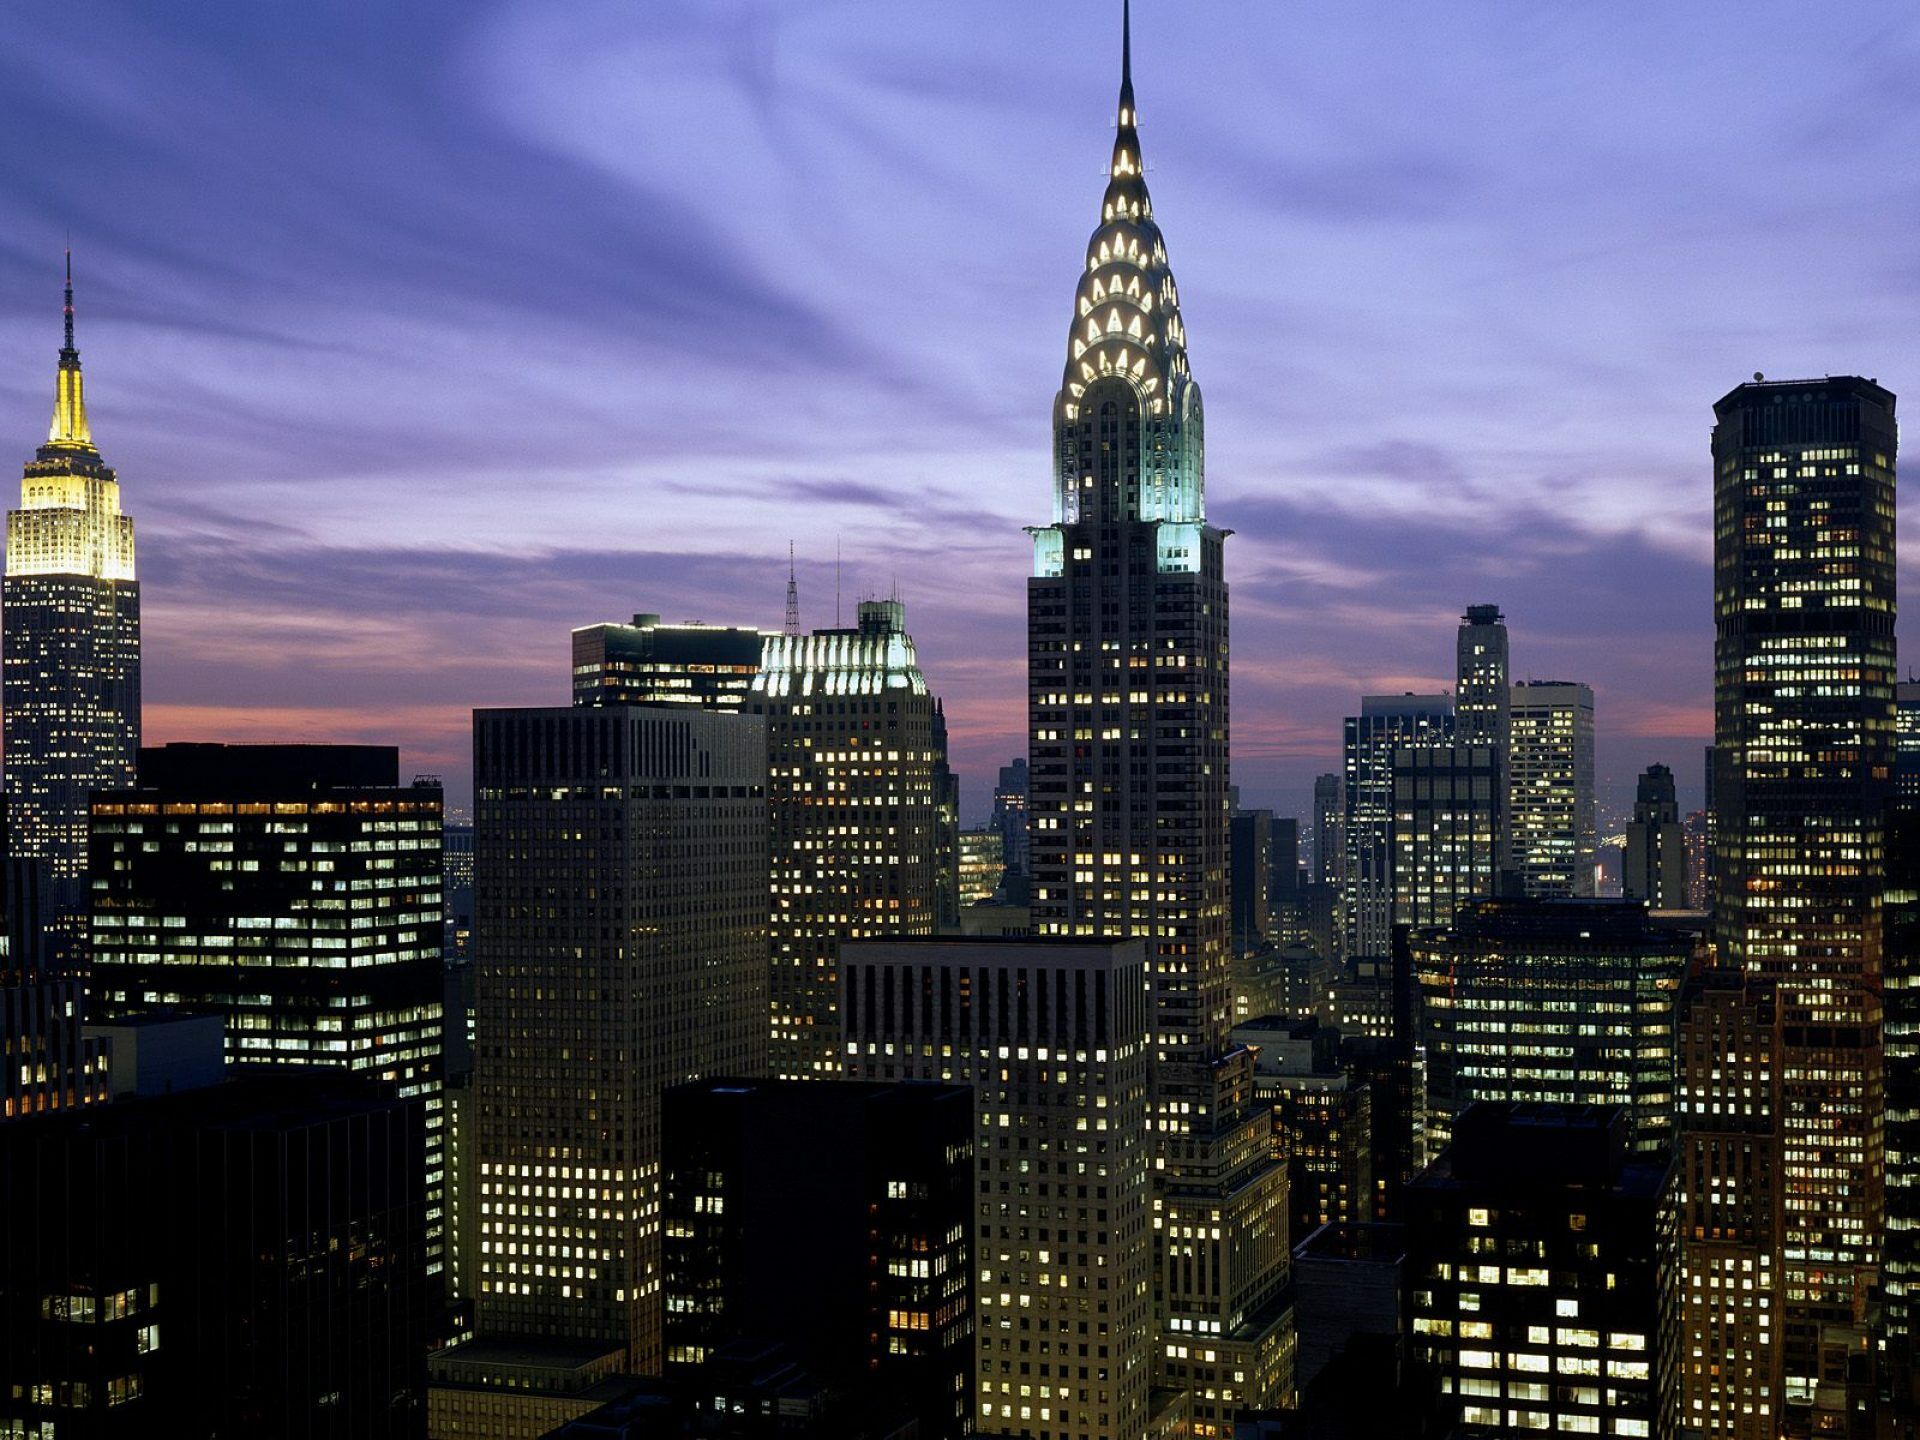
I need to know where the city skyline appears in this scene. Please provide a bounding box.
[3,4,1918,818]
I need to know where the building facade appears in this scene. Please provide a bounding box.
[3,256,139,965]
[748,598,942,1079]
[1508,681,1596,898]
[662,1077,974,1438]
[1409,899,1691,1158]
[89,743,446,1275]
[468,706,768,1376]
[842,938,1154,1440]
[1710,376,1896,1395]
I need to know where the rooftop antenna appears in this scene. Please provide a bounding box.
[784,540,800,636]
[835,537,843,628]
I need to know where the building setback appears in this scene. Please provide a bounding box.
[661,1077,974,1438]
[89,743,445,1274]
[3,256,139,965]
[1709,376,1895,1398]
[842,938,1154,1440]
[465,706,767,1384]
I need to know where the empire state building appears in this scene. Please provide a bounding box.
[1026,7,1293,1428]
[3,255,140,964]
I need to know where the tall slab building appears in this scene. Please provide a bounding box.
[456,706,767,1405]
[3,256,139,964]
[1341,694,1452,960]
[1024,10,1292,1429]
[1709,375,1895,1405]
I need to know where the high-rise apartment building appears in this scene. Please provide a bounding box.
[1409,898,1690,1157]
[842,938,1154,1440]
[1710,376,1895,1394]
[570,613,765,709]
[1409,1103,1661,1439]
[1022,12,1293,1427]
[1508,681,1596,898]
[662,1077,974,1438]
[1897,681,1920,804]
[1343,695,1452,961]
[3,256,139,965]
[1663,967,1784,1440]
[1389,743,1502,935]
[1624,762,1687,909]
[462,706,766,1391]
[749,598,941,1079]
[89,743,446,1272]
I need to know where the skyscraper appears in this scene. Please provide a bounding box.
[1454,605,1510,749]
[842,938,1154,1440]
[1508,680,1596,898]
[0,800,107,1121]
[1623,762,1687,909]
[661,1077,974,1439]
[1454,604,1510,860]
[1710,374,1896,1399]
[89,744,447,1275]
[570,613,765,710]
[1409,898,1690,1157]
[1311,771,1343,888]
[749,598,941,1079]
[1409,1104,1660,1439]
[1342,695,1452,961]
[1664,967,1784,1440]
[992,757,1031,881]
[462,706,767,1388]
[3,255,139,964]
[1022,10,1293,1425]
[1389,742,1502,934]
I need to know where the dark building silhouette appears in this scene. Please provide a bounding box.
[88,744,446,1277]
[1623,763,1687,909]
[0,1071,427,1438]
[1408,1103,1660,1438]
[662,1078,973,1438]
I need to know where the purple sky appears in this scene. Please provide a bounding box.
[4,2,1918,823]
